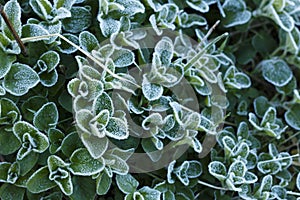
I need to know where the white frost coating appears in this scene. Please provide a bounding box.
[2,0,22,38]
[3,63,40,96]
[142,75,163,101]
[99,17,121,37]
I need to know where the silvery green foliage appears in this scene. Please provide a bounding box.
[0,0,300,199]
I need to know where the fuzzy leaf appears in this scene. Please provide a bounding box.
[62,6,92,33]
[105,117,128,140]
[142,76,163,101]
[33,102,59,132]
[260,59,293,87]
[79,31,100,52]
[139,186,161,200]
[4,63,40,96]
[96,171,112,195]
[284,104,300,130]
[116,174,139,194]
[111,48,135,68]
[2,0,22,40]
[208,161,227,181]
[222,0,251,27]
[115,0,145,16]
[69,148,104,175]
[29,0,52,20]
[27,166,56,193]
[99,17,121,37]
[93,92,114,115]
[80,134,108,159]
[37,51,60,72]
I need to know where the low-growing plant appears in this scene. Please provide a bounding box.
[0,0,299,199]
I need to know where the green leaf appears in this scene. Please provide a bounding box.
[208,161,227,181]
[0,184,25,200]
[70,176,96,200]
[69,148,104,175]
[0,129,21,155]
[297,172,300,191]
[79,31,100,52]
[47,155,73,195]
[21,96,48,122]
[13,121,49,160]
[111,48,135,68]
[54,0,76,10]
[62,6,92,33]
[186,160,202,178]
[49,128,65,154]
[96,170,112,195]
[4,63,40,96]
[57,33,79,54]
[33,102,59,132]
[139,186,161,200]
[105,117,129,140]
[27,166,56,193]
[37,51,60,72]
[253,96,271,118]
[116,174,139,194]
[61,131,84,157]
[222,0,251,27]
[29,0,52,20]
[80,133,108,159]
[22,24,49,40]
[104,154,129,175]
[252,32,277,55]
[260,59,293,87]
[0,48,15,79]
[99,17,121,37]
[93,92,114,116]
[261,107,276,127]
[142,76,164,101]
[17,152,39,176]
[2,0,22,40]
[186,0,209,12]
[115,0,145,16]
[284,104,300,130]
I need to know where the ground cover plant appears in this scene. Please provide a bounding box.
[0,0,300,199]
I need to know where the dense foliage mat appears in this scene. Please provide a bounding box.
[0,0,299,199]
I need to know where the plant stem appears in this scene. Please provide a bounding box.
[198,180,230,191]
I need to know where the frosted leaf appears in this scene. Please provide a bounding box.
[0,48,15,79]
[115,0,145,16]
[178,12,207,28]
[154,37,173,66]
[27,166,57,193]
[13,121,49,159]
[260,59,293,87]
[99,17,121,37]
[76,109,93,134]
[62,6,92,33]
[297,173,300,191]
[208,161,227,181]
[105,117,129,140]
[2,0,22,40]
[79,31,100,52]
[104,154,129,175]
[29,0,52,20]
[284,104,300,130]
[80,133,108,159]
[139,186,161,200]
[57,33,79,54]
[111,48,135,68]
[67,78,80,97]
[4,63,40,96]
[186,0,209,13]
[69,148,104,176]
[39,21,62,44]
[52,7,72,22]
[222,0,251,27]
[186,160,202,178]
[39,68,58,87]
[96,171,112,195]
[142,76,164,101]
[38,51,60,72]
[228,160,247,177]
[261,107,276,127]
[93,92,114,115]
[54,0,76,10]
[116,174,139,194]
[33,102,59,132]
[22,24,49,41]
